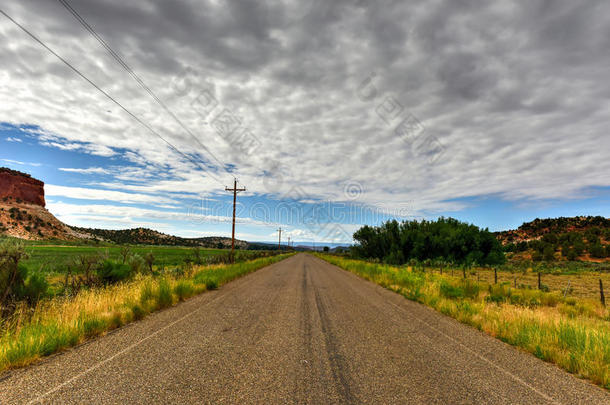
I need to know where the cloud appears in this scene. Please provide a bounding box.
[5,136,22,142]
[58,167,110,174]
[45,184,177,206]
[1,158,41,167]
[1,0,609,239]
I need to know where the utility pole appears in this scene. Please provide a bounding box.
[278,227,282,251]
[225,178,246,263]
[287,236,291,250]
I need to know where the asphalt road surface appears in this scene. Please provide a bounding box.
[1,254,608,404]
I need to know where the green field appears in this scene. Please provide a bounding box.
[22,245,226,274]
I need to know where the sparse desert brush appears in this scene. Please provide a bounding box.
[317,254,610,389]
[0,253,294,372]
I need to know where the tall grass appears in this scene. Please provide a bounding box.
[0,253,293,372]
[317,254,610,390]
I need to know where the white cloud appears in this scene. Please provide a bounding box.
[58,167,110,174]
[45,184,177,206]
[5,136,21,142]
[1,158,41,167]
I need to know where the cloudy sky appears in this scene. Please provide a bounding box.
[1,0,610,243]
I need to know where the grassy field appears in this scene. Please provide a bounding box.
[22,245,225,273]
[0,253,294,372]
[317,254,610,390]
[431,266,610,300]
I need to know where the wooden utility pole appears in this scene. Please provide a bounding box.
[225,179,246,263]
[278,227,282,250]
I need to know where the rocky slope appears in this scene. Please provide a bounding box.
[0,168,82,240]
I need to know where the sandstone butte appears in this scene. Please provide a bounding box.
[0,167,46,207]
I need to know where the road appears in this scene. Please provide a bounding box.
[1,253,608,404]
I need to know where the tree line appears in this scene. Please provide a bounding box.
[352,217,505,265]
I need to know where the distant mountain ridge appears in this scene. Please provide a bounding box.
[68,226,248,248]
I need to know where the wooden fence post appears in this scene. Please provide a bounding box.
[514,277,517,288]
[494,268,498,284]
[538,272,542,290]
[463,267,466,279]
[600,279,606,307]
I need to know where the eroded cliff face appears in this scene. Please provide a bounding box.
[0,168,45,207]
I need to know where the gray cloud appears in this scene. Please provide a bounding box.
[1,0,610,223]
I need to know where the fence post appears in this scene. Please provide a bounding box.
[563,280,571,298]
[514,277,517,288]
[600,279,606,307]
[538,272,542,290]
[494,268,498,284]
[463,267,466,279]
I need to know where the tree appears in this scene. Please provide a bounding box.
[323,246,330,252]
[352,217,505,265]
[543,246,556,261]
[566,249,578,261]
[590,243,607,259]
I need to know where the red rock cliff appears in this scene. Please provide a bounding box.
[0,167,46,207]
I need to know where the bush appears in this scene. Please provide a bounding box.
[174,281,194,301]
[139,281,155,304]
[194,272,219,290]
[97,260,132,284]
[440,281,464,299]
[22,271,49,303]
[156,279,173,308]
[0,240,29,306]
[486,284,511,304]
[128,254,146,274]
[462,280,480,299]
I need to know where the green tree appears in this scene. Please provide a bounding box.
[543,246,556,261]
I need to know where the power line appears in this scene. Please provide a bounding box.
[55,0,231,184]
[0,8,220,187]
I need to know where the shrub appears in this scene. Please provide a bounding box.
[486,284,511,304]
[0,240,29,306]
[194,273,219,290]
[22,272,49,303]
[440,281,464,299]
[156,279,173,308]
[139,281,155,304]
[174,281,194,301]
[97,260,132,284]
[128,254,145,274]
[462,280,480,299]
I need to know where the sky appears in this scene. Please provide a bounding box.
[1,0,609,244]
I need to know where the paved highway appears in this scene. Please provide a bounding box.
[1,254,608,404]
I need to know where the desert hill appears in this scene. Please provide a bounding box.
[496,216,609,262]
[0,168,82,240]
